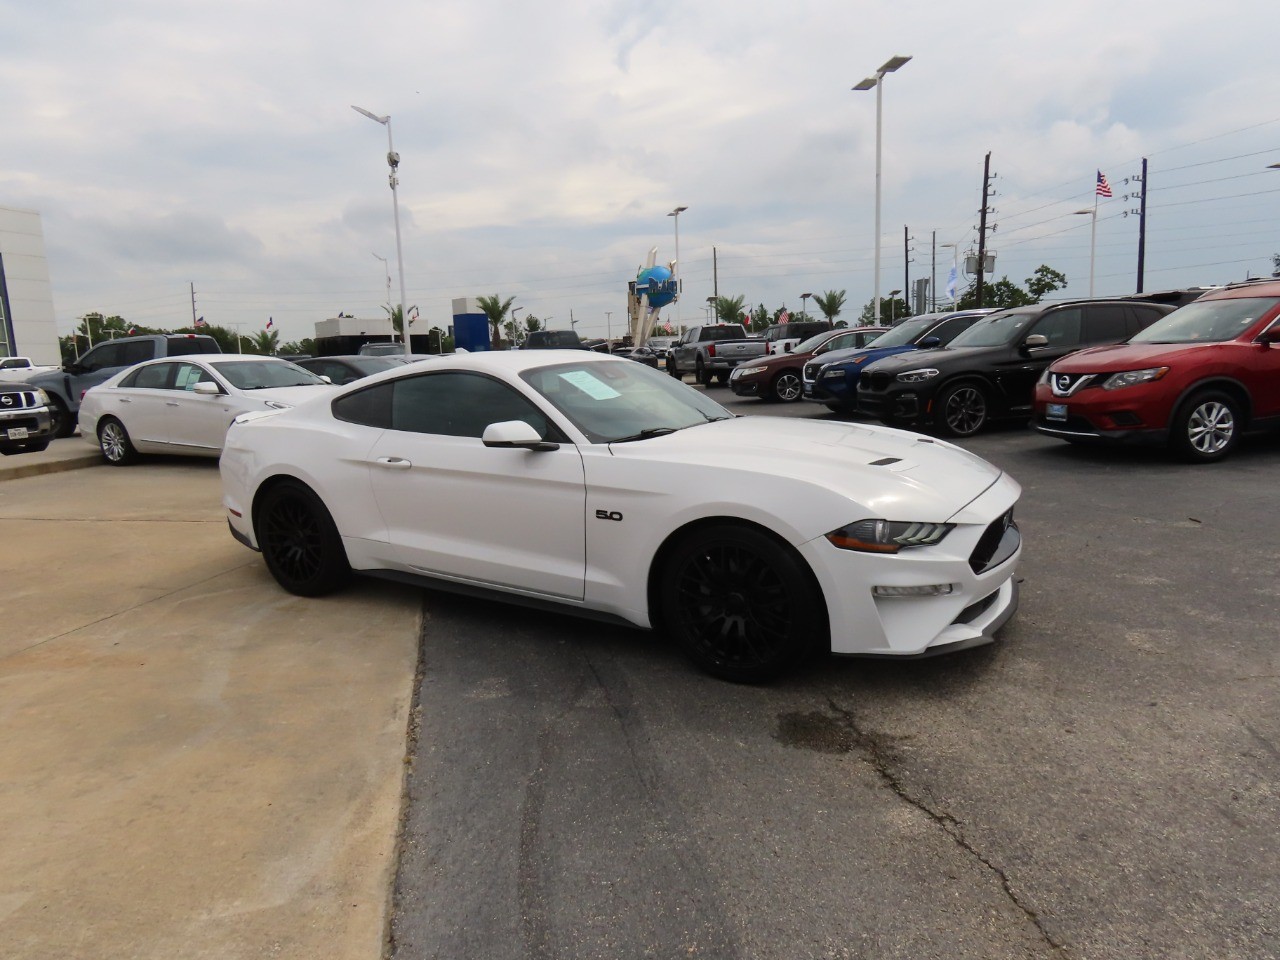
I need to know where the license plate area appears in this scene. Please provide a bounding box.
[1046,403,1068,421]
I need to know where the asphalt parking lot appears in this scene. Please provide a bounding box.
[4,396,1279,960]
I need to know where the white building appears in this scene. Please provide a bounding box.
[0,205,60,365]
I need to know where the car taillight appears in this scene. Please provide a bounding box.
[707,343,716,358]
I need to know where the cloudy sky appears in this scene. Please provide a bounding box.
[3,0,1278,346]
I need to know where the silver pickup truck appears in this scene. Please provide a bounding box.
[668,324,767,385]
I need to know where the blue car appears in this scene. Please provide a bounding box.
[802,310,994,412]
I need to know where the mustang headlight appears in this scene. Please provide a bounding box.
[896,368,939,383]
[825,519,954,554]
[263,400,294,410]
[736,365,768,376]
[1101,367,1169,390]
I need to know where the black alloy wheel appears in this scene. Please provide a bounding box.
[256,481,350,596]
[661,524,825,683]
[49,396,76,438]
[935,381,989,437]
[771,371,803,402]
[97,417,138,465]
[1170,389,1240,463]
[695,357,713,386]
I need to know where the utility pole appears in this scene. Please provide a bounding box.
[1136,157,1148,293]
[930,231,936,312]
[713,246,719,304]
[903,226,911,312]
[976,152,992,308]
[190,282,197,327]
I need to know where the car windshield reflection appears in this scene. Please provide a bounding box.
[521,359,732,443]
[211,360,327,390]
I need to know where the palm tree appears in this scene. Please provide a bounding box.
[380,304,419,339]
[714,295,746,325]
[813,290,847,323]
[476,295,516,349]
[248,330,279,355]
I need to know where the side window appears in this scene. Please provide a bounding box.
[857,330,880,346]
[1083,305,1129,343]
[1126,305,1164,336]
[1031,308,1083,347]
[333,383,393,428]
[121,340,158,365]
[324,362,358,385]
[121,362,175,390]
[391,373,549,439]
[174,362,216,391]
[819,333,855,354]
[80,343,126,373]
[168,337,219,357]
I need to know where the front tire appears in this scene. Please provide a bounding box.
[1170,390,1239,463]
[48,396,76,438]
[660,523,825,683]
[98,417,138,465]
[935,382,989,437]
[256,480,350,596]
[771,371,802,402]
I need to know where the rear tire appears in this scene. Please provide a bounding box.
[660,523,825,683]
[97,417,138,465]
[256,480,350,596]
[1169,389,1239,463]
[696,358,712,386]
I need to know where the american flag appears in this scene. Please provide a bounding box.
[194,316,206,327]
[1096,170,1113,198]
[778,309,790,323]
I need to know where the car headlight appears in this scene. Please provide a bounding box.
[822,368,844,379]
[825,519,954,554]
[263,400,294,410]
[736,365,768,376]
[34,388,51,404]
[1038,368,1052,385]
[1101,367,1169,390]
[896,368,939,383]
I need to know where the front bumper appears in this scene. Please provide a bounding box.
[856,385,927,424]
[798,475,1022,656]
[0,401,54,444]
[1031,384,1172,445]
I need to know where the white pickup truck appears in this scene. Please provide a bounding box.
[0,357,60,381]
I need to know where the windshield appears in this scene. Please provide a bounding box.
[350,356,405,374]
[521,359,732,443]
[947,310,1038,348]
[794,331,840,354]
[862,316,939,349]
[211,360,327,390]
[1129,297,1280,344]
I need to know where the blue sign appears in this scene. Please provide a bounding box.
[636,265,677,309]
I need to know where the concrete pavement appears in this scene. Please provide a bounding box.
[0,433,101,481]
[0,459,420,959]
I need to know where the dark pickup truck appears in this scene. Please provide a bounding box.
[26,334,221,437]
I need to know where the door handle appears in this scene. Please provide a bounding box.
[166,401,180,407]
[375,457,413,469]
[118,397,132,403]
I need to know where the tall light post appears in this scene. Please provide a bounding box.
[372,252,392,339]
[853,55,912,327]
[668,206,688,326]
[888,289,902,324]
[511,306,524,348]
[1073,209,1098,296]
[352,105,412,358]
[800,291,813,320]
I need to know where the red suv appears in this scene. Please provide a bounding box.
[1032,280,1280,462]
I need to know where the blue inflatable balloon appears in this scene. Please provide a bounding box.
[636,265,677,309]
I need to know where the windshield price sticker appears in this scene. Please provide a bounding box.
[559,370,621,400]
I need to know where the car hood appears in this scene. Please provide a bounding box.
[239,384,338,405]
[866,344,1003,373]
[1050,341,1214,373]
[825,343,921,369]
[611,416,1002,521]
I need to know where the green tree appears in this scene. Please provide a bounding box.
[714,295,746,325]
[476,295,516,349]
[247,329,280,355]
[857,296,912,325]
[747,304,770,332]
[956,263,1068,309]
[1025,265,1069,301]
[501,314,542,347]
[813,290,847,323]
[380,303,418,339]
[278,338,316,356]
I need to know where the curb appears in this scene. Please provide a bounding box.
[0,451,102,482]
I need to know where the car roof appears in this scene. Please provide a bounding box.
[1198,278,1280,300]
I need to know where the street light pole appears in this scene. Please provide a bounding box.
[352,105,412,358]
[800,292,812,320]
[668,206,687,327]
[372,252,392,339]
[854,55,911,327]
[1073,208,1098,296]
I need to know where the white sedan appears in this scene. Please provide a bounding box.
[221,351,1022,682]
[79,355,336,464]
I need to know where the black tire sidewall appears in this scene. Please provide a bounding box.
[935,381,988,437]
[50,397,76,438]
[660,523,824,683]
[256,481,350,596]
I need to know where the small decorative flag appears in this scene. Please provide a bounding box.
[126,326,136,335]
[1096,170,1113,198]
[194,316,206,327]
[946,265,959,299]
[266,317,274,329]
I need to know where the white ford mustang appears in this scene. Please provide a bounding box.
[221,350,1022,682]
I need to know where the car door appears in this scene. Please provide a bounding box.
[995,307,1085,414]
[1242,315,1280,419]
[365,370,587,600]
[113,362,180,445]
[165,361,236,451]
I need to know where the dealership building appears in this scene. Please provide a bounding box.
[0,205,60,365]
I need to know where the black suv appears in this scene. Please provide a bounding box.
[855,299,1174,437]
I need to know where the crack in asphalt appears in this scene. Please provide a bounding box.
[824,697,1071,958]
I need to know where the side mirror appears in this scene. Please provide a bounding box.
[192,381,221,396]
[482,420,559,451]
[1023,334,1049,350]
[918,336,941,348]
[783,343,793,353]
[1257,327,1280,345]
[319,375,333,384]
